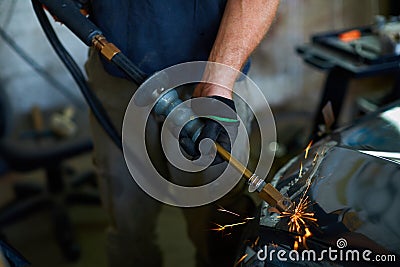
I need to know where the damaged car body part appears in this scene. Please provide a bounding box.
[239,102,400,266]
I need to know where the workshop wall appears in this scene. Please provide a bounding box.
[0,0,86,119]
[0,0,387,118]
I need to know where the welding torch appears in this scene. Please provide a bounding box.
[33,0,292,212]
[147,90,293,212]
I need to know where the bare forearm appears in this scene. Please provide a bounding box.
[211,0,279,70]
[194,0,279,98]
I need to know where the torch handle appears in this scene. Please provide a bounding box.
[215,143,253,180]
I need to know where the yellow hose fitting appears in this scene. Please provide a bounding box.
[92,35,120,61]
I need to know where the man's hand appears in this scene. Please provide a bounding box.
[179,95,239,165]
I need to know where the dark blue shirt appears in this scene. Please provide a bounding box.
[90,0,228,78]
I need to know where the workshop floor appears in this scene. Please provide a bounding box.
[0,154,195,267]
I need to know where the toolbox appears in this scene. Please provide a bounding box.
[296,16,400,138]
[297,16,400,75]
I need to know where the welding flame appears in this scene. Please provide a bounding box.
[278,182,317,249]
[281,194,317,233]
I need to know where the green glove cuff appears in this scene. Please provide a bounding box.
[204,115,239,123]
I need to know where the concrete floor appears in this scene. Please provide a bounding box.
[0,154,195,267]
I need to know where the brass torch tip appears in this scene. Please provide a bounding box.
[258,183,293,212]
[276,197,294,213]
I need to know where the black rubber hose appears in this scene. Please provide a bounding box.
[32,0,122,149]
[111,53,146,85]
[36,0,147,85]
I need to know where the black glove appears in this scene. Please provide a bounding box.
[179,96,239,165]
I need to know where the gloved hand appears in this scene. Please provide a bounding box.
[179,96,239,165]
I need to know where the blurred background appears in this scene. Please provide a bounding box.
[0,0,399,266]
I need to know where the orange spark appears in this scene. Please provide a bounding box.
[304,227,312,238]
[210,217,254,231]
[234,254,248,267]
[312,152,319,165]
[278,182,317,249]
[278,183,317,237]
[280,194,317,233]
[299,227,313,249]
[211,221,247,231]
[212,207,255,235]
[304,140,313,159]
[250,236,260,249]
[217,206,241,217]
[299,162,303,178]
[294,240,299,250]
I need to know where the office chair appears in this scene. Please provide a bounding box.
[0,86,100,261]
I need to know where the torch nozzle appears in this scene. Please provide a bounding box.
[215,143,293,212]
